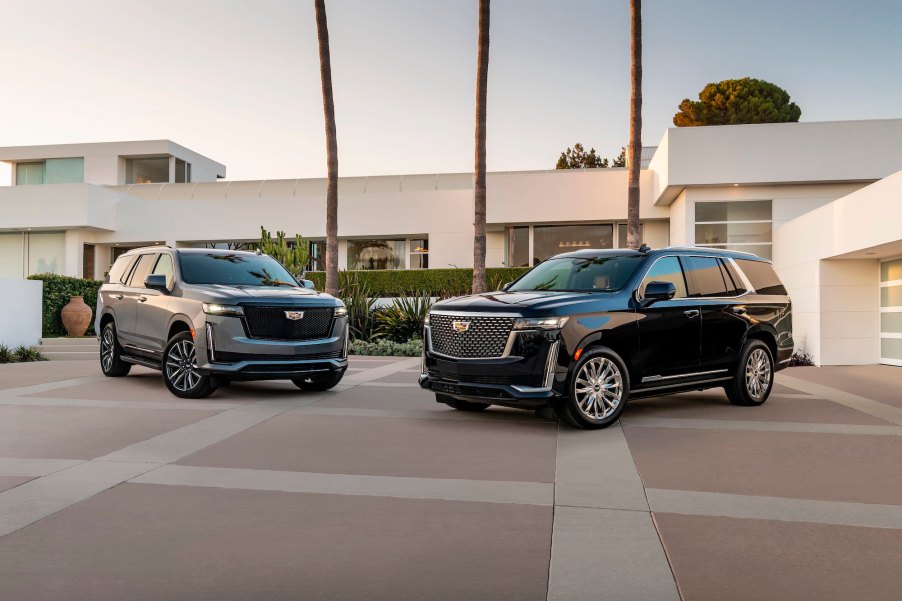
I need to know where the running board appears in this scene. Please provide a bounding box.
[121,355,162,370]
[632,376,732,395]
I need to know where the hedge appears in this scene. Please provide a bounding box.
[305,267,531,297]
[27,274,103,338]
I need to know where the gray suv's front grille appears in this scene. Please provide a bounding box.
[242,306,334,341]
[429,314,515,358]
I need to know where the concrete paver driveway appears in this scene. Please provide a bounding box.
[1,359,901,600]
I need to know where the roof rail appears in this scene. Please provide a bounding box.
[662,245,758,257]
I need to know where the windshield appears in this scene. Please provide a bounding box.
[508,256,644,292]
[178,253,299,287]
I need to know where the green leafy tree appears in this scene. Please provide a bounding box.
[674,78,801,127]
[556,143,609,169]
[258,226,309,277]
[612,147,626,168]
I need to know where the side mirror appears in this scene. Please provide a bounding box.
[144,274,170,293]
[299,279,316,290]
[640,281,676,304]
[501,281,513,292]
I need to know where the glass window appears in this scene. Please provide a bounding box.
[508,227,530,267]
[880,338,902,362]
[15,162,44,185]
[347,239,406,270]
[640,256,687,298]
[108,255,137,284]
[881,286,902,307]
[617,223,644,248]
[534,224,614,265]
[126,157,170,184]
[509,256,644,292]
[127,254,158,288]
[695,222,772,245]
[28,232,65,275]
[152,253,175,288]
[308,240,326,271]
[175,159,187,183]
[721,259,747,296]
[881,259,902,282]
[0,233,25,278]
[881,313,902,333]
[409,238,429,269]
[44,158,84,184]
[735,259,787,295]
[695,201,772,222]
[178,252,299,287]
[685,256,728,297]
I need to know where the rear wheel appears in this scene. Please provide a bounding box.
[163,332,216,399]
[99,322,131,377]
[556,347,629,429]
[725,340,773,406]
[292,370,345,391]
[435,393,489,412]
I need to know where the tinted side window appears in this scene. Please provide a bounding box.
[685,256,728,298]
[735,259,787,295]
[640,256,687,298]
[721,259,748,296]
[108,255,136,284]
[152,254,175,288]
[127,254,157,288]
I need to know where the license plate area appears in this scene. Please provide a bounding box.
[433,381,461,394]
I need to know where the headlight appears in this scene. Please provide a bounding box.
[334,305,348,317]
[203,303,244,316]
[424,312,430,326]
[512,316,569,330]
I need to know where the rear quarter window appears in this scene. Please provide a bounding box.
[735,259,787,295]
[108,255,136,284]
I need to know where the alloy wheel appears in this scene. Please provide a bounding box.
[574,357,623,421]
[166,340,200,392]
[101,327,115,372]
[745,348,771,400]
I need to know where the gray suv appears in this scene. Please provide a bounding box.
[95,247,348,398]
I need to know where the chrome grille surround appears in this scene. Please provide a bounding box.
[427,313,517,359]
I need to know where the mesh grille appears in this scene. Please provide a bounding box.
[428,314,515,358]
[242,306,334,341]
[428,368,541,387]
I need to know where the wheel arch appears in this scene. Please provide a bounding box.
[571,330,637,385]
[166,316,194,342]
[743,325,778,362]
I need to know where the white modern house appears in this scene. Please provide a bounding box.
[1,119,901,366]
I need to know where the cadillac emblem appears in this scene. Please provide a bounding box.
[284,310,305,321]
[452,320,471,333]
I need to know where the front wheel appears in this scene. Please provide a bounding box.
[292,370,345,391]
[725,340,774,406]
[556,347,630,429]
[100,322,131,377]
[163,332,216,399]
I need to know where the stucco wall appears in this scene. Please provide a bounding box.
[0,279,42,347]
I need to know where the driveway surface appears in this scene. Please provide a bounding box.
[1,359,901,600]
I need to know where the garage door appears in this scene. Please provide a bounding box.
[880,258,902,366]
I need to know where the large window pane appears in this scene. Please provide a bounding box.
[28,232,65,275]
[881,259,902,282]
[0,233,25,278]
[617,223,644,248]
[695,222,772,245]
[15,162,43,185]
[44,158,84,184]
[684,256,728,297]
[881,338,902,361]
[347,239,406,270]
[881,286,902,307]
[508,227,529,267]
[881,313,902,333]
[126,158,169,184]
[695,200,771,222]
[533,224,613,265]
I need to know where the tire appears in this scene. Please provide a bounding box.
[435,393,489,412]
[99,321,131,377]
[556,346,630,429]
[725,340,774,407]
[292,370,345,391]
[163,332,217,399]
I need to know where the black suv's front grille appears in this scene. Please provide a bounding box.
[242,306,334,341]
[428,314,515,358]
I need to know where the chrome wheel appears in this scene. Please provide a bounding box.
[101,327,115,372]
[165,340,200,392]
[574,357,623,421]
[745,348,771,401]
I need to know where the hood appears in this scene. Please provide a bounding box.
[432,290,619,315]
[182,284,337,305]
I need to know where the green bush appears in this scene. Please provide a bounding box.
[0,344,45,364]
[27,274,102,338]
[374,292,432,342]
[349,338,423,357]
[306,267,531,297]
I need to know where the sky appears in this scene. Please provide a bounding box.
[1,0,900,181]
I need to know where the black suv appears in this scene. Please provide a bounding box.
[419,247,793,429]
[95,248,348,398]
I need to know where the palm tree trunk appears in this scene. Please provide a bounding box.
[472,0,490,294]
[315,0,340,296]
[627,0,642,249]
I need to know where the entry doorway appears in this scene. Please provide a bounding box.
[83,244,95,280]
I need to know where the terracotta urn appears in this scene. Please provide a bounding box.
[61,296,93,337]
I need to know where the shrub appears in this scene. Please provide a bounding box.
[340,271,378,340]
[374,292,432,342]
[349,338,423,357]
[789,351,815,367]
[27,274,103,338]
[306,267,530,297]
[0,344,44,364]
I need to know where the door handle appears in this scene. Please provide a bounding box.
[138,295,148,302]
[732,306,748,315]
[113,294,123,301]
[683,309,700,318]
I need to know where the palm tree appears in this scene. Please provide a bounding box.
[626,0,642,249]
[315,0,339,296]
[472,0,490,294]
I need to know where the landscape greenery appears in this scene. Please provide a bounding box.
[673,77,801,126]
[0,344,44,364]
[27,273,102,338]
